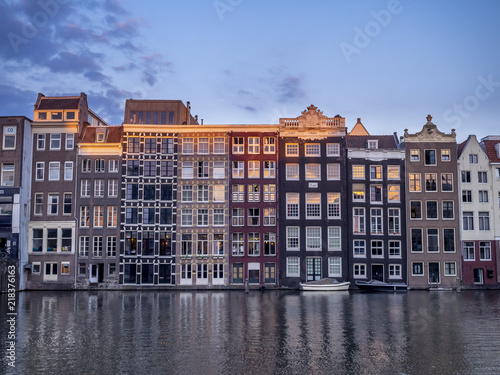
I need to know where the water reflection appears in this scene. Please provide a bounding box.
[1,290,500,374]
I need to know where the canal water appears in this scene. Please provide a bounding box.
[1,290,500,375]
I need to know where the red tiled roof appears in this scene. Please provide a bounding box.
[81,126,123,144]
[457,139,467,158]
[37,97,80,110]
[482,140,500,163]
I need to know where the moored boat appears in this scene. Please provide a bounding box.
[355,280,407,292]
[300,278,351,291]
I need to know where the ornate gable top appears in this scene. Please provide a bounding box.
[404,114,456,142]
[280,104,345,130]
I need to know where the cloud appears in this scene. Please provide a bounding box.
[276,75,306,102]
[0,84,38,119]
[47,51,102,73]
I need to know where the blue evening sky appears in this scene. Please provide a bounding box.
[1,0,500,142]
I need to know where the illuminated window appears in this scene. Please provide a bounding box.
[263,161,275,178]
[285,143,298,156]
[305,164,320,180]
[286,193,299,218]
[127,137,140,153]
[410,149,419,161]
[264,137,275,154]
[233,137,244,154]
[409,173,421,192]
[388,185,400,202]
[387,166,400,179]
[370,165,382,180]
[352,165,365,179]
[248,137,260,154]
[327,192,340,218]
[305,193,321,218]
[248,161,260,178]
[441,149,450,161]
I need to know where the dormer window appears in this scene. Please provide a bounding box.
[367,140,378,149]
[51,112,62,120]
[66,112,75,120]
[97,132,105,143]
[38,112,47,120]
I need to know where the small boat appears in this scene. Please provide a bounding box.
[300,278,351,291]
[355,280,407,292]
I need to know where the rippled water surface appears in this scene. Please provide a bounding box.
[1,290,500,375]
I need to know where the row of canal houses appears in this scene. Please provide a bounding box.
[1,93,499,291]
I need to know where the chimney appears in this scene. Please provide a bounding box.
[186,101,190,125]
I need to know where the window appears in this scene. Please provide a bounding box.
[232,208,244,226]
[51,112,62,120]
[443,228,455,252]
[354,264,366,278]
[232,233,244,256]
[286,227,299,250]
[197,185,209,202]
[479,241,491,260]
[126,160,139,176]
[479,212,490,230]
[328,257,342,277]
[426,201,438,219]
[370,185,382,203]
[389,241,401,258]
[47,193,58,215]
[352,184,365,201]
[461,171,471,183]
[352,165,365,179]
[125,207,138,224]
[248,161,260,178]
[210,233,223,256]
[198,137,209,154]
[264,263,276,283]
[107,206,117,227]
[409,173,421,192]
[248,208,260,226]
[79,236,89,257]
[425,173,437,192]
[127,137,140,153]
[232,184,244,202]
[306,227,321,250]
[213,208,224,226]
[32,229,43,252]
[182,138,194,154]
[34,193,43,215]
[412,262,424,276]
[478,171,488,184]
[410,149,419,161]
[144,161,156,177]
[160,208,173,225]
[306,193,321,218]
[63,133,74,150]
[213,185,224,202]
[305,164,320,180]
[3,126,16,150]
[143,138,156,154]
[107,236,117,257]
[427,228,439,252]
[80,206,90,227]
[388,208,400,234]
[126,184,138,200]
[286,164,299,180]
[248,137,260,154]
[286,193,299,218]
[444,262,456,276]
[63,161,73,181]
[248,233,260,255]
[35,162,44,181]
[327,193,340,219]
[371,240,383,257]
[441,173,453,191]
[95,159,105,173]
[424,150,436,165]
[287,257,300,277]
[305,144,320,156]
[442,201,454,219]
[388,185,400,202]
[264,137,275,154]
[108,159,119,173]
[181,209,193,226]
[160,161,174,177]
[463,212,474,230]
[367,140,378,149]
[411,228,423,252]
[370,208,383,234]
[478,190,489,203]
[328,227,341,250]
[462,190,472,203]
[63,193,72,215]
[197,209,209,226]
[370,166,382,180]
[327,164,340,180]
[469,154,478,164]
[263,161,275,178]
[232,137,244,154]
[285,143,298,156]
[50,134,61,150]
[93,236,103,257]
[264,208,276,226]
[354,241,365,257]
[263,184,276,202]
[326,143,340,156]
[143,207,155,224]
[410,201,422,219]
[94,179,104,198]
[197,161,209,179]
[125,231,137,255]
[93,206,104,227]
[48,162,60,181]
[182,162,194,179]
[197,234,208,255]
[213,161,225,179]
[232,161,244,178]
[441,149,450,161]
[387,166,400,179]
[213,137,224,154]
[353,208,365,233]
[389,265,402,279]
[37,134,46,150]
[463,241,475,260]
[108,179,118,197]
[181,234,192,256]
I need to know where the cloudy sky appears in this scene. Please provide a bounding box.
[1,0,500,141]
